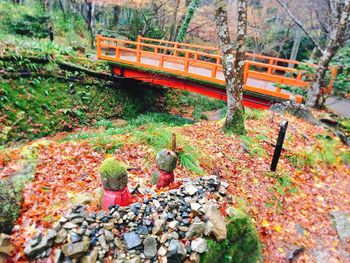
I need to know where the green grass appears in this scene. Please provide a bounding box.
[95,119,115,129]
[240,135,267,157]
[245,108,269,120]
[130,123,204,174]
[286,134,348,169]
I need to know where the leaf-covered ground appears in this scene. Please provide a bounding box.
[1,110,349,262]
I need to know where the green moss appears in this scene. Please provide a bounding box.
[222,109,246,135]
[99,158,128,190]
[100,158,127,179]
[201,208,261,263]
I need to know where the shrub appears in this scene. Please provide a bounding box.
[6,14,51,38]
[201,208,261,263]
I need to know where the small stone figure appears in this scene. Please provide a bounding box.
[151,149,177,188]
[99,158,132,209]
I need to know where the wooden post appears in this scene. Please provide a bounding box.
[184,52,190,72]
[296,72,302,81]
[136,35,141,63]
[159,55,164,67]
[174,43,178,56]
[212,65,217,78]
[270,120,288,171]
[96,34,102,58]
[171,133,176,152]
[116,47,120,59]
[267,58,274,74]
[243,61,250,84]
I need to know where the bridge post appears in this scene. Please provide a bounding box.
[136,35,141,63]
[267,58,274,74]
[174,43,178,56]
[96,34,102,59]
[243,61,250,84]
[212,65,217,78]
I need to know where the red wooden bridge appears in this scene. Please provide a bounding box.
[96,35,337,109]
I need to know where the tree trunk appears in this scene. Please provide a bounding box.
[167,0,180,41]
[58,0,66,19]
[86,1,96,48]
[306,47,336,108]
[215,0,246,134]
[113,5,121,25]
[288,28,302,67]
[306,0,350,108]
[175,0,200,43]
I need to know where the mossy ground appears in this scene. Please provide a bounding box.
[201,209,261,263]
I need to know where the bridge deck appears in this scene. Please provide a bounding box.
[97,35,337,105]
[119,53,282,92]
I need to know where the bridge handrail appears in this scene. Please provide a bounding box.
[97,35,337,94]
[139,35,317,68]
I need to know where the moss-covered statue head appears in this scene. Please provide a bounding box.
[100,158,128,191]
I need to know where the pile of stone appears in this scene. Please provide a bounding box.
[24,176,229,262]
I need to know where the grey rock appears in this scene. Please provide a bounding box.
[103,222,114,230]
[81,248,98,263]
[168,232,179,240]
[123,232,142,250]
[186,222,205,239]
[98,235,108,250]
[24,231,56,259]
[167,240,186,263]
[70,232,82,243]
[104,230,114,242]
[96,211,107,221]
[63,222,78,230]
[270,102,318,124]
[0,233,14,257]
[287,245,304,261]
[143,236,157,258]
[158,246,167,257]
[190,252,200,263]
[152,219,165,235]
[330,211,350,243]
[160,233,168,244]
[204,204,227,241]
[204,221,214,236]
[168,221,179,230]
[191,238,207,253]
[53,249,62,263]
[184,184,198,196]
[190,203,201,214]
[61,240,90,258]
[55,229,67,244]
[59,217,68,223]
[114,238,123,249]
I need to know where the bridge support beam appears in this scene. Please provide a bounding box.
[111,65,273,110]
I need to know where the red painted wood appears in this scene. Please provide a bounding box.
[112,66,272,109]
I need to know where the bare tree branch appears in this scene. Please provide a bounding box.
[276,0,323,52]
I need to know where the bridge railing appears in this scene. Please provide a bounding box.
[97,35,337,98]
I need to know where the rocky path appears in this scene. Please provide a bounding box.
[326,97,350,118]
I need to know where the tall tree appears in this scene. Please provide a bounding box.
[276,0,350,108]
[215,0,248,134]
[167,0,181,41]
[175,0,200,43]
[71,0,96,48]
